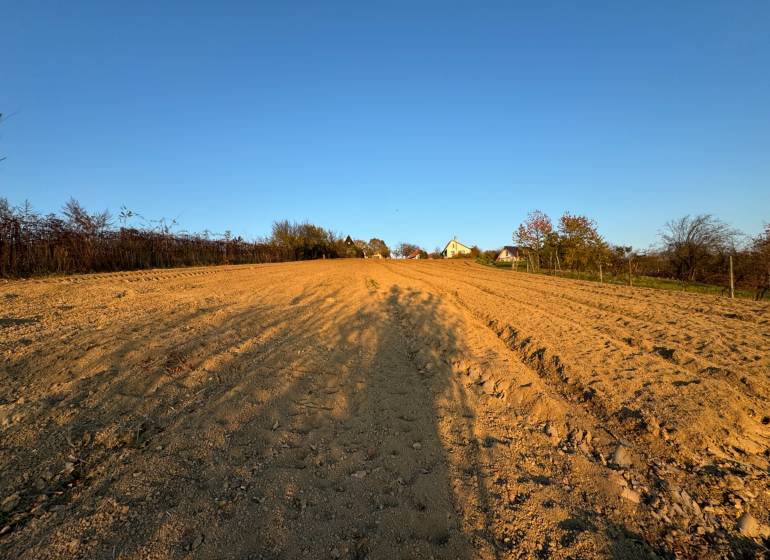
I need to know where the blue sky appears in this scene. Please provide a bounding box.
[2,1,769,251]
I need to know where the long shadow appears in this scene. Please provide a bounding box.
[383,284,501,558]
[2,262,763,559]
[0,266,479,558]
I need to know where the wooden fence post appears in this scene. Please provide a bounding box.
[729,255,734,299]
[599,263,603,284]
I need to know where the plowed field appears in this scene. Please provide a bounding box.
[1,260,768,559]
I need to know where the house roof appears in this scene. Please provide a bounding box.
[499,245,520,254]
[442,239,472,253]
[407,249,422,259]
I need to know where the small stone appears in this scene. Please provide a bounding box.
[544,423,559,439]
[351,470,367,479]
[612,445,633,468]
[737,512,760,537]
[1,493,20,513]
[272,420,279,431]
[620,487,641,504]
[412,442,422,450]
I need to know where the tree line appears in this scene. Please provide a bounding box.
[0,199,391,278]
[513,210,770,300]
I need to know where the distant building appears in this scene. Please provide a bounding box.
[341,235,364,258]
[441,238,472,258]
[406,249,422,259]
[370,252,384,259]
[496,246,521,262]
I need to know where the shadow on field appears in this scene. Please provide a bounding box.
[1,271,476,558]
[1,264,762,559]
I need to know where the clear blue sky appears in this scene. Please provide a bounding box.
[2,1,769,251]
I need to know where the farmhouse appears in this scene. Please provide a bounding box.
[441,238,472,258]
[340,235,364,258]
[406,249,422,259]
[496,245,521,262]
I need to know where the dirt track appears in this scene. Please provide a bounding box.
[1,260,769,559]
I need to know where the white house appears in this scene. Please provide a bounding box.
[441,238,472,258]
[496,246,521,262]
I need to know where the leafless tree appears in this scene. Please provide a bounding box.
[747,224,770,299]
[395,242,420,258]
[1,199,362,277]
[660,214,738,282]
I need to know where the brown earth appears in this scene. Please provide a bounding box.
[1,260,769,559]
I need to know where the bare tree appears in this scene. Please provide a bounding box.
[748,224,770,299]
[660,215,737,282]
[63,198,111,234]
[395,242,420,258]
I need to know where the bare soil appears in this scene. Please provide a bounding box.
[1,260,769,559]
